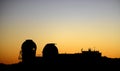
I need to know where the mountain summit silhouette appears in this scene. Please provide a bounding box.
[0,39,120,71]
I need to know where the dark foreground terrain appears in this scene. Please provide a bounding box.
[0,57,120,71]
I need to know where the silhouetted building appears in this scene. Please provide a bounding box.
[42,43,58,59]
[20,39,37,63]
[81,48,101,58]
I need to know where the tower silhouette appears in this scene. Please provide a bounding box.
[21,39,37,63]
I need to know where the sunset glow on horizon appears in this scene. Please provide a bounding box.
[0,0,120,64]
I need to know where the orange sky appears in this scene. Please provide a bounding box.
[0,0,120,64]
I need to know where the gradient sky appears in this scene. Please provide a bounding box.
[0,0,120,64]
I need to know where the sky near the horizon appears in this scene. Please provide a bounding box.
[0,0,120,64]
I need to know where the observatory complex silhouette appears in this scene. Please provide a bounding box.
[0,39,120,71]
[18,39,119,66]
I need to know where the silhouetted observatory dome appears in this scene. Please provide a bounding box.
[21,39,37,62]
[42,43,58,58]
